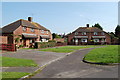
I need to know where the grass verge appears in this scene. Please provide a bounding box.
[2,56,37,67]
[84,45,119,63]
[40,45,100,53]
[1,72,29,80]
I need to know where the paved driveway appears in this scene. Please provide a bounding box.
[30,48,118,78]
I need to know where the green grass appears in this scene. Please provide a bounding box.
[2,57,38,67]
[1,72,29,80]
[40,45,100,53]
[84,45,119,63]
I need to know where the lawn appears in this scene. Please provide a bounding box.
[84,45,119,63]
[40,45,100,53]
[2,56,38,67]
[1,72,29,80]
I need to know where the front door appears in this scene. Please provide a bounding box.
[23,39,26,47]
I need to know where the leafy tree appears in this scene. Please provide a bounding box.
[92,23,103,30]
[52,33,62,39]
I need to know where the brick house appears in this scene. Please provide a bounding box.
[2,17,52,47]
[67,24,111,45]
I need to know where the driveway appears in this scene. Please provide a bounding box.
[2,49,67,72]
[30,48,118,78]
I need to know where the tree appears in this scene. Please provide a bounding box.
[52,33,62,39]
[115,25,120,44]
[92,23,103,30]
[115,25,120,38]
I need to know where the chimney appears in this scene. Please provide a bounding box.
[86,24,89,27]
[28,17,32,22]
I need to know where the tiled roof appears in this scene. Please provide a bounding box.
[2,19,49,33]
[74,27,104,32]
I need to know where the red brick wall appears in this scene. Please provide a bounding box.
[67,32,111,45]
[0,36,7,44]
[13,26,52,47]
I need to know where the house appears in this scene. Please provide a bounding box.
[66,24,111,45]
[2,17,52,47]
[0,28,7,44]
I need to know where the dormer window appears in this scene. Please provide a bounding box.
[101,32,105,35]
[94,32,98,35]
[31,28,34,32]
[23,27,27,31]
[82,32,86,35]
[75,32,78,35]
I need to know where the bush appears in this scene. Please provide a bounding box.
[35,42,56,48]
[19,45,24,48]
[48,40,56,42]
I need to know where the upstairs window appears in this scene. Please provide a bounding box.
[46,31,49,34]
[94,32,98,35]
[23,27,27,31]
[75,32,78,35]
[41,30,44,33]
[31,28,34,32]
[82,32,86,35]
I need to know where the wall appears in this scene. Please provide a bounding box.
[0,36,7,44]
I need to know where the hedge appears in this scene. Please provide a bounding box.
[34,42,56,48]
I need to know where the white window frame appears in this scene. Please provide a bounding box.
[93,39,99,42]
[94,32,98,35]
[81,39,87,42]
[75,32,78,35]
[31,28,34,32]
[82,32,86,35]
[46,31,49,34]
[23,27,27,31]
[41,30,44,33]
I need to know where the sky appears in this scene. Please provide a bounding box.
[2,2,118,34]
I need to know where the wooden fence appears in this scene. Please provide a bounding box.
[0,44,16,51]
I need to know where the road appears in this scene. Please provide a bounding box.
[30,48,118,78]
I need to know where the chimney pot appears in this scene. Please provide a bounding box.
[28,17,32,22]
[86,24,89,27]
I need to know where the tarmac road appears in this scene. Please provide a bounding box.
[30,48,118,78]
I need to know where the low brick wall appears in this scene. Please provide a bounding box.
[0,44,16,51]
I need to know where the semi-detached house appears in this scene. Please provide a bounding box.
[2,17,52,47]
[67,24,111,45]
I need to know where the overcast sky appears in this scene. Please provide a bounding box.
[2,2,118,34]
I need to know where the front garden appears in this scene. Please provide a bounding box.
[1,56,37,80]
[84,45,119,63]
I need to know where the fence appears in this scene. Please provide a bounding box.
[0,44,16,51]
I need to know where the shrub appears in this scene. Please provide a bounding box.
[35,42,56,48]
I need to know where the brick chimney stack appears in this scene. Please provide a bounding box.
[86,24,89,27]
[28,17,32,22]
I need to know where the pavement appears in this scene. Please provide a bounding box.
[29,48,118,78]
[2,49,67,72]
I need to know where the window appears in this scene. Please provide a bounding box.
[46,31,48,34]
[82,32,86,35]
[23,27,27,31]
[31,28,34,32]
[75,32,78,35]
[101,32,105,35]
[94,32,98,35]
[41,30,44,33]
[93,39,99,42]
[81,39,87,42]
